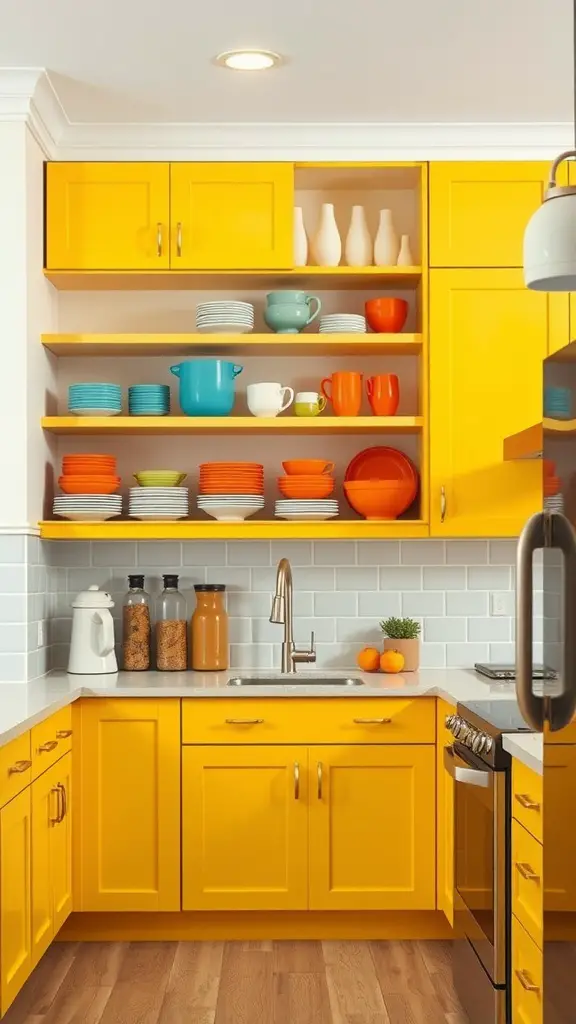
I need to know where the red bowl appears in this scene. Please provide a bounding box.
[365,298,408,333]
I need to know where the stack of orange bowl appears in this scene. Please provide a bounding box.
[279,460,335,499]
[544,460,563,512]
[54,454,122,521]
[197,462,265,520]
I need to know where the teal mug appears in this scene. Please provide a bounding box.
[264,292,322,334]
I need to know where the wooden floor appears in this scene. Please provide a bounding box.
[4,940,468,1024]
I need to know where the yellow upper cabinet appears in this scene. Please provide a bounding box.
[77,698,180,911]
[182,745,308,911]
[308,744,435,911]
[430,269,568,536]
[429,162,555,267]
[46,162,170,270]
[0,788,31,1015]
[170,162,294,269]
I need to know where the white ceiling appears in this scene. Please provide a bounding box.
[0,0,573,125]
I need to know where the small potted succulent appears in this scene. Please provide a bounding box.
[380,616,421,671]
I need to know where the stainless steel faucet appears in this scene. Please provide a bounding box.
[270,558,316,673]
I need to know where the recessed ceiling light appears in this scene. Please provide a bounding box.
[214,49,283,71]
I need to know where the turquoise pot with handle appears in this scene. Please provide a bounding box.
[170,359,243,416]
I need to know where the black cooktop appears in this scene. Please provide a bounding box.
[458,700,534,736]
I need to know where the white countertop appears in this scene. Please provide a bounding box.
[502,733,543,775]
[0,666,521,748]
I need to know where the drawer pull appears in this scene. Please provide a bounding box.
[156,223,163,257]
[516,862,540,882]
[353,718,392,725]
[176,222,183,257]
[8,759,32,775]
[515,793,541,811]
[58,782,67,821]
[515,969,540,993]
[317,761,323,800]
[294,762,300,800]
[50,787,61,825]
[37,740,58,753]
[56,729,72,739]
[224,719,264,725]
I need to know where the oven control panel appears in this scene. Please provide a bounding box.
[445,714,493,755]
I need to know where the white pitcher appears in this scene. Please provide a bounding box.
[68,585,118,675]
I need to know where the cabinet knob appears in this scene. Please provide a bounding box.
[8,759,32,775]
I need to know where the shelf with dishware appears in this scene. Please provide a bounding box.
[38,518,429,540]
[42,415,423,436]
[44,266,423,291]
[503,419,576,460]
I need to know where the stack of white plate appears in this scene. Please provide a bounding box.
[544,494,564,513]
[319,314,366,334]
[197,495,265,523]
[275,499,339,521]
[129,487,189,521]
[53,495,122,522]
[196,302,255,334]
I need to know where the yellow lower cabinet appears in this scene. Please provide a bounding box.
[512,915,543,1024]
[182,745,308,910]
[308,745,436,911]
[436,700,455,925]
[78,699,180,911]
[544,745,576,911]
[512,819,543,950]
[0,788,32,1014]
[31,753,73,966]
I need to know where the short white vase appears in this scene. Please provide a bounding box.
[374,208,399,266]
[313,203,341,267]
[294,207,308,266]
[397,234,414,266]
[344,205,372,266]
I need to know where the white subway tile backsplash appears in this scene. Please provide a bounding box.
[271,542,312,565]
[227,542,271,566]
[380,566,422,591]
[358,541,400,565]
[420,643,447,667]
[488,642,516,662]
[48,542,92,567]
[252,618,285,643]
[0,595,26,623]
[137,541,182,566]
[67,568,116,593]
[315,592,358,617]
[446,591,489,617]
[446,540,488,564]
[294,618,336,644]
[401,541,445,565]
[0,625,27,654]
[0,535,26,563]
[183,541,226,565]
[229,644,273,669]
[314,541,356,566]
[468,618,511,642]
[227,592,272,618]
[402,592,445,616]
[251,567,279,591]
[336,567,378,591]
[336,618,382,643]
[357,592,401,617]
[0,653,27,681]
[468,566,511,590]
[0,565,27,593]
[490,592,515,617]
[294,567,335,591]
[424,618,466,642]
[93,542,137,566]
[423,566,466,591]
[314,643,364,669]
[446,643,489,667]
[229,618,252,644]
[489,540,518,564]
[205,567,251,590]
[292,592,315,617]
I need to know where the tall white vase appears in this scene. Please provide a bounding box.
[373,208,398,266]
[397,233,414,266]
[344,205,372,266]
[312,203,341,267]
[293,207,308,266]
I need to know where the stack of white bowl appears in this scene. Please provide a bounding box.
[197,495,265,523]
[319,314,367,334]
[53,495,123,522]
[274,499,339,521]
[196,301,255,334]
[129,487,189,521]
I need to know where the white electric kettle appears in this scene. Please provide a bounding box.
[68,585,118,675]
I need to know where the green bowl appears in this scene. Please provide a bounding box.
[134,471,187,487]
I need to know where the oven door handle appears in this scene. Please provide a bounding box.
[444,746,490,788]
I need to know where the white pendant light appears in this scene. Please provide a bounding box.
[524,1,576,291]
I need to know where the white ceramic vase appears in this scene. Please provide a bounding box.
[374,208,398,266]
[344,205,371,266]
[312,203,341,266]
[397,233,414,266]
[293,207,308,266]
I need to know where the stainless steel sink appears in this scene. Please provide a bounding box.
[227,676,364,686]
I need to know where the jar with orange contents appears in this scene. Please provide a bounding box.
[191,584,229,671]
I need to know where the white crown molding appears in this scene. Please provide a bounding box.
[0,68,66,156]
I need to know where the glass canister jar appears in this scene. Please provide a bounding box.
[122,575,152,671]
[155,574,188,671]
[191,584,228,671]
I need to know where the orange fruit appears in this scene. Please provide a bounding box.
[356,647,381,672]
[380,649,405,674]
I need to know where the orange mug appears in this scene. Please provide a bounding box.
[320,372,363,416]
[366,374,400,416]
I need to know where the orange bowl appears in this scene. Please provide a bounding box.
[282,460,334,476]
[63,463,117,476]
[59,475,121,495]
[344,480,413,519]
[365,298,408,333]
[199,483,264,495]
[278,475,334,499]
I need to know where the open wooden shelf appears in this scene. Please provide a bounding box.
[41,332,423,358]
[39,519,429,540]
[43,266,422,292]
[42,415,423,436]
[503,418,576,460]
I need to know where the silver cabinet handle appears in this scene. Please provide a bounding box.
[440,485,446,523]
[225,718,264,725]
[317,761,323,800]
[353,717,391,725]
[176,221,183,257]
[294,762,300,800]
[156,223,163,257]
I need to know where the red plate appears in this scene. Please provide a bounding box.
[345,446,419,504]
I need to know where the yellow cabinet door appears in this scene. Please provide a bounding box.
[31,752,73,967]
[182,745,308,910]
[0,788,32,1014]
[170,163,294,268]
[46,162,170,270]
[437,700,454,925]
[78,699,180,911]
[429,162,554,267]
[430,269,568,536]
[544,745,576,912]
[512,914,543,1024]
[309,745,435,911]
[51,752,72,935]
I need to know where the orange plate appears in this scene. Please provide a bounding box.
[200,463,263,470]
[199,485,264,495]
[345,446,418,504]
[282,460,334,476]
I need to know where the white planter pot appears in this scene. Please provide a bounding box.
[312,203,342,267]
[374,208,399,266]
[344,205,372,266]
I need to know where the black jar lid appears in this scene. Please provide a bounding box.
[162,574,179,588]
[194,584,226,592]
[128,574,145,588]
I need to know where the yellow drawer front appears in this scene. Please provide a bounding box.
[512,820,543,950]
[0,733,31,808]
[512,760,543,843]
[182,698,436,745]
[31,707,72,780]
[545,719,576,743]
[512,915,543,1024]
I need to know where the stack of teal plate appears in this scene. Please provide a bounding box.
[128,385,170,416]
[544,386,572,419]
[68,383,122,416]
